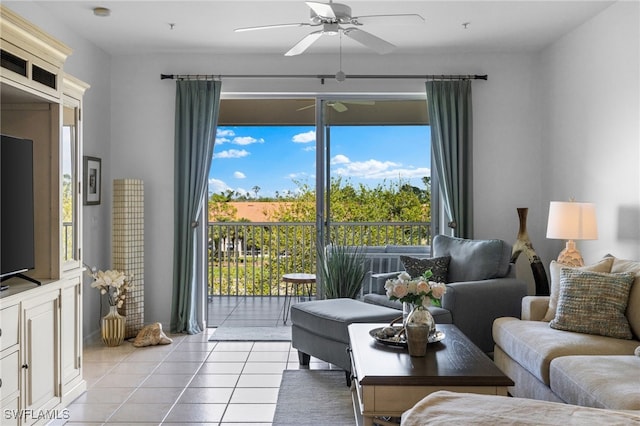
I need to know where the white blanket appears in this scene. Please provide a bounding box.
[401,391,640,425]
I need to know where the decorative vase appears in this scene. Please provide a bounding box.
[405,304,435,357]
[101,305,126,347]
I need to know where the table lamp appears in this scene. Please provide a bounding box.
[546,201,598,267]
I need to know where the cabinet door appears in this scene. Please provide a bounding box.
[22,290,60,419]
[60,279,81,388]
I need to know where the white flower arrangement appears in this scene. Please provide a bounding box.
[90,269,132,308]
[385,270,446,308]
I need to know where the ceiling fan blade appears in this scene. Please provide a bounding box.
[331,102,348,113]
[351,14,425,26]
[306,1,337,19]
[234,23,310,32]
[285,31,324,56]
[296,104,315,111]
[343,100,375,106]
[343,28,395,54]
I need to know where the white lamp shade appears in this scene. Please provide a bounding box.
[546,201,598,240]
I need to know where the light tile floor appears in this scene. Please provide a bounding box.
[58,297,336,425]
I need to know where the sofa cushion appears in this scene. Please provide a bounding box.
[543,257,614,322]
[550,355,640,410]
[432,235,511,282]
[492,317,639,385]
[400,255,450,283]
[609,256,640,339]
[550,268,635,339]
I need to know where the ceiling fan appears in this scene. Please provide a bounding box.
[297,100,375,113]
[234,1,424,56]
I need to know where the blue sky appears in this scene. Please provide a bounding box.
[209,125,431,198]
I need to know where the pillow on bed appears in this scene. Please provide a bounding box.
[401,255,450,283]
[550,268,635,339]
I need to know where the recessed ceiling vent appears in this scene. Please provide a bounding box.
[1,50,28,77]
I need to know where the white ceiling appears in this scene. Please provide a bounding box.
[15,1,614,56]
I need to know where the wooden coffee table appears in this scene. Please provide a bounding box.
[348,323,514,425]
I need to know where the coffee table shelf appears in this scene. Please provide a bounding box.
[348,323,513,425]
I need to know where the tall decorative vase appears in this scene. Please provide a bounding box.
[405,304,435,357]
[102,305,126,347]
[511,207,550,296]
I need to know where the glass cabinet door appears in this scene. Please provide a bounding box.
[61,102,80,270]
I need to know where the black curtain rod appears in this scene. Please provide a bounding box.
[160,73,487,82]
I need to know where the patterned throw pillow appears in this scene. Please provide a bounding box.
[550,268,635,339]
[400,255,450,283]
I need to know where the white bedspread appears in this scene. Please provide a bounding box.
[401,391,640,425]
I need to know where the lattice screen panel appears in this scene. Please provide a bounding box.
[113,179,144,338]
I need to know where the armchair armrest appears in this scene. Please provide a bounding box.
[521,296,550,321]
[441,277,528,353]
[369,271,402,294]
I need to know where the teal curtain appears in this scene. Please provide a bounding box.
[426,80,473,238]
[171,80,221,334]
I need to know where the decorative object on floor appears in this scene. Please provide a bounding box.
[113,179,145,338]
[101,305,126,346]
[405,304,435,356]
[209,326,291,341]
[133,322,173,347]
[511,207,550,295]
[546,200,598,267]
[318,244,367,299]
[635,346,640,357]
[273,370,355,426]
[90,268,132,346]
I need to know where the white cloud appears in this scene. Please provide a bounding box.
[234,171,246,179]
[214,149,250,159]
[331,154,350,165]
[330,155,429,180]
[215,128,235,144]
[303,146,316,152]
[292,130,315,143]
[233,136,264,145]
[208,178,230,194]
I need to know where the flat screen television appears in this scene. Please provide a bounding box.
[1,134,38,285]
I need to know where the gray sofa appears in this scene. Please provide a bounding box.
[363,235,529,353]
[493,255,640,410]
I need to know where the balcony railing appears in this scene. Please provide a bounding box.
[208,221,430,297]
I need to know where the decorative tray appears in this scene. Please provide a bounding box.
[369,326,445,348]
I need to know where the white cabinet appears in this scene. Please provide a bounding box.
[1,303,21,426]
[21,291,60,420]
[0,5,87,425]
[60,278,83,400]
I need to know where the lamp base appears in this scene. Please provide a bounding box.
[557,240,584,267]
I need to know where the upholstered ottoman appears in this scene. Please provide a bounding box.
[291,298,401,384]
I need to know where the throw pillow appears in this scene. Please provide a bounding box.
[543,257,614,322]
[549,268,635,339]
[609,256,640,339]
[400,255,450,283]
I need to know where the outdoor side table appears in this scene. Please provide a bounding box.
[281,273,315,324]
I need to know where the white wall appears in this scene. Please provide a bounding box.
[538,1,640,265]
[7,1,638,336]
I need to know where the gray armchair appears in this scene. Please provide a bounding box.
[363,235,528,353]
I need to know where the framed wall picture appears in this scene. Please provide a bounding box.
[83,156,101,205]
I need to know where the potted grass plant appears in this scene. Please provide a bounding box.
[318,244,367,299]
